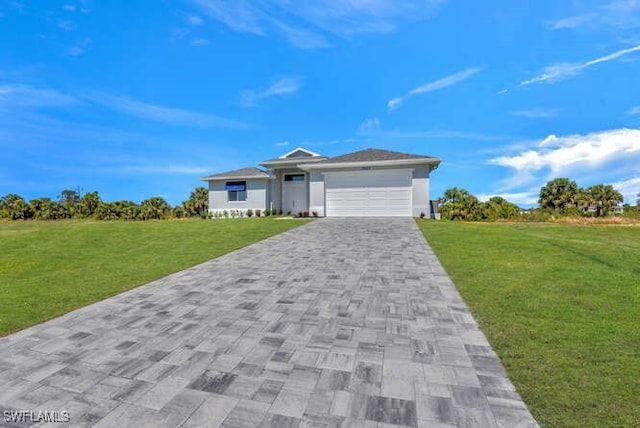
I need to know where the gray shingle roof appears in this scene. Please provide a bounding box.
[314,148,436,164]
[200,167,271,181]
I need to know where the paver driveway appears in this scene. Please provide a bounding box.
[0,218,537,427]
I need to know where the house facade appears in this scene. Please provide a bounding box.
[200,147,441,217]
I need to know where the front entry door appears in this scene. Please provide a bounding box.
[282,174,307,215]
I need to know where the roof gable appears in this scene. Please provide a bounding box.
[279,147,322,159]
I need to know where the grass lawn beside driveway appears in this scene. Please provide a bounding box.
[417,220,639,427]
[0,218,311,336]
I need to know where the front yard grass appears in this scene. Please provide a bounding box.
[417,220,639,427]
[0,218,311,336]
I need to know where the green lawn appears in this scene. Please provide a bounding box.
[0,218,311,336]
[417,220,640,427]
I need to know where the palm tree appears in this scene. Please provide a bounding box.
[539,178,578,213]
[586,184,623,217]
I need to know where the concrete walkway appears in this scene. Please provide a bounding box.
[0,218,537,427]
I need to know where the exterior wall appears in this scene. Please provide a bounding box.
[207,179,269,214]
[273,168,308,213]
[411,165,431,218]
[309,171,325,217]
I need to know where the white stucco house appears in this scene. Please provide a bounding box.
[200,147,441,217]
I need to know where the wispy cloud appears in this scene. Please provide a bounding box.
[489,128,640,194]
[549,1,640,32]
[0,84,78,110]
[191,38,209,46]
[274,141,289,147]
[520,45,640,86]
[68,37,92,56]
[548,13,597,30]
[358,117,507,141]
[58,20,74,30]
[186,14,203,26]
[89,92,249,129]
[476,191,539,206]
[117,164,210,175]
[241,77,302,107]
[628,105,640,115]
[511,108,559,118]
[188,0,444,49]
[388,67,482,110]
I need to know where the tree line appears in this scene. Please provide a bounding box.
[438,177,639,221]
[0,187,209,221]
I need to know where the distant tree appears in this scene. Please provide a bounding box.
[585,184,623,217]
[438,188,481,221]
[0,194,31,220]
[539,178,578,213]
[75,191,102,218]
[139,197,171,220]
[29,198,65,220]
[58,188,81,207]
[480,196,521,220]
[182,187,209,218]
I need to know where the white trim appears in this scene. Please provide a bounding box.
[322,168,414,177]
[278,147,322,159]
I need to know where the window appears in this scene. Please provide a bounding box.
[284,174,305,182]
[225,181,247,202]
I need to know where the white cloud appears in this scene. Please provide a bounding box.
[241,77,302,107]
[188,0,444,48]
[88,92,249,129]
[520,45,640,86]
[628,105,640,115]
[489,128,640,190]
[611,176,640,203]
[63,4,77,12]
[388,67,482,110]
[511,108,559,118]
[191,38,209,46]
[274,141,289,147]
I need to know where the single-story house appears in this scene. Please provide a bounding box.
[200,147,441,217]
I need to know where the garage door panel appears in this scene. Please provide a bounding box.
[325,171,412,217]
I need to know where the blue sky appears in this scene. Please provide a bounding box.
[1,0,640,206]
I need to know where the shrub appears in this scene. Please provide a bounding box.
[255,209,262,217]
[312,211,318,217]
[247,209,253,217]
[223,210,229,218]
[302,211,309,218]
[271,208,278,216]
[286,211,291,216]
[420,212,426,219]
[264,209,270,216]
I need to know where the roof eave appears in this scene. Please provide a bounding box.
[259,157,328,167]
[200,175,273,181]
[299,157,442,171]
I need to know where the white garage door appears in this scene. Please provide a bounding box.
[325,170,412,217]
